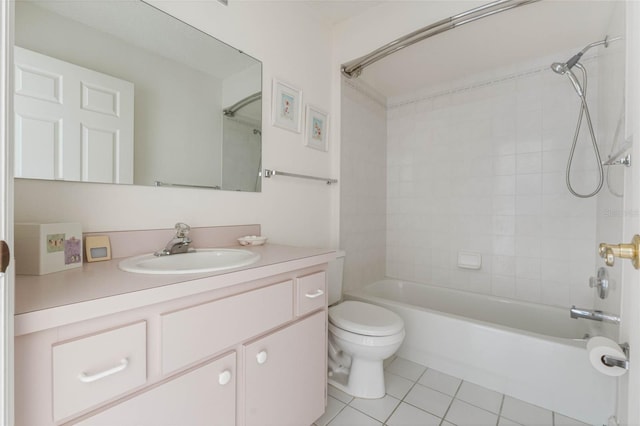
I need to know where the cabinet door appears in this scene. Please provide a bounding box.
[77,352,236,426]
[244,311,326,426]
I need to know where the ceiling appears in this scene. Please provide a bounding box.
[304,0,383,25]
[333,0,619,98]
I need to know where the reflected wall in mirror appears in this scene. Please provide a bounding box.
[14,0,263,192]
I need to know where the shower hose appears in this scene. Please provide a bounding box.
[564,63,604,198]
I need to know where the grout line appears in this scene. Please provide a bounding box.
[439,379,465,426]
[497,394,506,425]
[322,396,349,426]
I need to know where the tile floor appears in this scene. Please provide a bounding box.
[314,357,592,426]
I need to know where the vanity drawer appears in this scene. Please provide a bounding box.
[296,271,327,316]
[161,280,293,374]
[52,321,147,422]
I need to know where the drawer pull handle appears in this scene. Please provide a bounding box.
[218,370,232,386]
[305,289,324,299]
[78,358,129,383]
[256,351,268,365]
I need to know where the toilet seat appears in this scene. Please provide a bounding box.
[329,301,404,337]
[329,323,405,347]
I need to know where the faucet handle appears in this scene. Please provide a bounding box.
[174,222,191,238]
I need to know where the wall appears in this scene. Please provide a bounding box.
[594,2,627,320]
[339,78,387,292]
[222,117,261,192]
[333,1,473,292]
[14,0,339,248]
[385,52,603,308]
[334,1,626,307]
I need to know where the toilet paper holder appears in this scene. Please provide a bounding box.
[602,342,629,370]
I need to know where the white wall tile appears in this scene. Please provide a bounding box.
[380,55,603,308]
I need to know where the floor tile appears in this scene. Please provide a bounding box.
[456,381,503,414]
[418,368,462,396]
[385,402,442,426]
[314,396,346,426]
[328,385,354,404]
[501,396,553,426]
[328,406,382,426]
[349,394,400,423]
[384,372,415,400]
[554,413,589,425]
[386,357,427,382]
[445,399,498,426]
[404,383,453,418]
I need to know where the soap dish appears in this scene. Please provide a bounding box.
[238,235,267,246]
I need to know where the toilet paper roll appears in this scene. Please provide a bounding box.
[587,336,628,377]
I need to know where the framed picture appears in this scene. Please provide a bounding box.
[272,78,302,133]
[304,105,329,152]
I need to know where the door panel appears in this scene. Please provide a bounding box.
[13,47,133,183]
[244,312,326,426]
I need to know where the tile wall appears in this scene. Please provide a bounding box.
[385,51,607,308]
[340,78,388,293]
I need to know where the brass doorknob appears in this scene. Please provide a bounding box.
[599,235,640,269]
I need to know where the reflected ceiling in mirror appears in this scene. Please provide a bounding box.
[14,0,263,192]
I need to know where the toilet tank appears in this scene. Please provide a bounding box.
[328,250,346,305]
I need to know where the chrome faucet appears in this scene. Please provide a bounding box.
[570,305,620,324]
[155,223,192,256]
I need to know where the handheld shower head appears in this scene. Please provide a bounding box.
[565,67,584,97]
[550,52,583,75]
[551,62,567,74]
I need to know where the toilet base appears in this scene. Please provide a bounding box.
[328,357,385,399]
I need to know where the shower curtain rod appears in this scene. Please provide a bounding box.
[223,92,261,117]
[341,0,541,79]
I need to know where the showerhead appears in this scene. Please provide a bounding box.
[550,52,584,75]
[551,62,568,75]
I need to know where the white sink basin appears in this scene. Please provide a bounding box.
[118,248,260,274]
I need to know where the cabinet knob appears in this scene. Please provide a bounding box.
[218,369,232,385]
[256,350,268,365]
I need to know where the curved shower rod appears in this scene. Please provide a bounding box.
[341,0,541,79]
[223,91,261,117]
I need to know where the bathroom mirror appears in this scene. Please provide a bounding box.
[14,0,263,192]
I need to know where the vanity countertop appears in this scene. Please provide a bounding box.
[15,244,335,336]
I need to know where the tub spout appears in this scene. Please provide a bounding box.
[570,306,620,324]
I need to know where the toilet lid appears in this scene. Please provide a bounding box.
[329,301,404,337]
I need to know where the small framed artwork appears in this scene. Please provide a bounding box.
[304,105,329,152]
[272,78,302,133]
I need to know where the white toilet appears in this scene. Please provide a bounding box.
[327,251,405,399]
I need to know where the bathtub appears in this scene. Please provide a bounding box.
[345,279,617,425]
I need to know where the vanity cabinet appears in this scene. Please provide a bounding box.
[76,352,236,426]
[15,262,329,426]
[244,311,326,426]
[52,321,147,421]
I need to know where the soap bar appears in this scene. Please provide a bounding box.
[15,222,83,275]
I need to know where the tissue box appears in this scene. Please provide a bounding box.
[15,223,83,275]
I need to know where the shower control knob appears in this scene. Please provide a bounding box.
[599,235,640,269]
[589,267,610,299]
